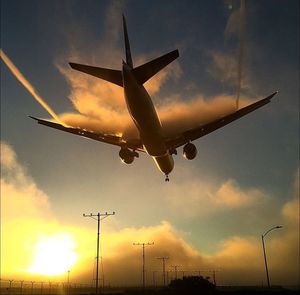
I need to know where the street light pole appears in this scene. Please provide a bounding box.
[261,225,283,288]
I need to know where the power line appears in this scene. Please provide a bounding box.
[83,211,115,294]
[133,242,154,289]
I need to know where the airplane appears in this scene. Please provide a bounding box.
[30,15,278,181]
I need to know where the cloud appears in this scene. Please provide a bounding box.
[57,56,254,140]
[214,179,266,208]
[0,142,89,278]
[51,0,260,143]
[282,168,299,225]
[163,173,268,218]
[0,0,261,148]
[208,0,251,105]
[207,50,250,92]
[56,47,184,139]
[224,0,245,41]
[0,141,52,219]
[1,2,297,285]
[98,221,206,286]
[1,142,298,285]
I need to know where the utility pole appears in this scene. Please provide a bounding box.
[83,211,115,294]
[157,257,169,286]
[133,242,154,289]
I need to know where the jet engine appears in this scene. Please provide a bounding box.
[183,143,197,160]
[119,148,138,164]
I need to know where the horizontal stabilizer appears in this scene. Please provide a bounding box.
[133,49,179,85]
[69,63,123,87]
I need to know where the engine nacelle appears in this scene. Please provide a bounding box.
[119,148,137,164]
[183,143,197,160]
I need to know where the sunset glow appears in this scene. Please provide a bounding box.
[27,234,79,276]
[1,0,298,288]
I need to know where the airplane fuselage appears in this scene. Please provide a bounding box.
[122,63,174,175]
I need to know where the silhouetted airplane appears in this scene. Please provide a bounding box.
[30,15,277,181]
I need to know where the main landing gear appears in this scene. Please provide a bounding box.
[165,175,170,182]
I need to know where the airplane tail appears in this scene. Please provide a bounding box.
[69,15,179,87]
[123,14,133,68]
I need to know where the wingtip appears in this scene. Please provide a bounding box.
[122,14,126,24]
[269,91,279,99]
[28,115,39,121]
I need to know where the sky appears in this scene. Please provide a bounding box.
[1,0,299,287]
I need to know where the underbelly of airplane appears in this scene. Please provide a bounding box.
[153,154,174,175]
[141,131,167,156]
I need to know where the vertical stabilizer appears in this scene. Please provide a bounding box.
[123,14,133,68]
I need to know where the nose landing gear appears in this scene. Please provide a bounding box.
[165,175,170,182]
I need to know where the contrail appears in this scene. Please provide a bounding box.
[0,49,66,126]
[236,0,246,110]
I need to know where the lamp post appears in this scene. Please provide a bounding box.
[261,225,283,288]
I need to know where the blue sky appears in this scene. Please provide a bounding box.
[1,0,299,285]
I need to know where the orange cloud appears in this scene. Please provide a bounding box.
[163,172,269,218]
[1,142,298,286]
[214,179,266,208]
[56,56,256,142]
[0,142,91,279]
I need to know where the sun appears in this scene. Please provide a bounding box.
[27,233,79,276]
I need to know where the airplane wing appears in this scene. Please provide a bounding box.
[29,116,144,151]
[165,91,278,150]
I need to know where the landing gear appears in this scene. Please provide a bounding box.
[165,175,170,182]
